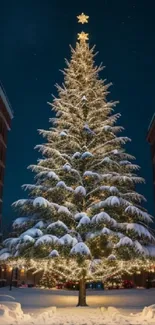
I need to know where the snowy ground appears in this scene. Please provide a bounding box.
[1,288,155,324]
[0,287,154,312]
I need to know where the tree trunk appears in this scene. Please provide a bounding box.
[77,277,88,306]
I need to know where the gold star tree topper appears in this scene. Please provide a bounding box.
[77,12,89,24]
[77,31,89,42]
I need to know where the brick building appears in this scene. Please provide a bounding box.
[0,83,13,232]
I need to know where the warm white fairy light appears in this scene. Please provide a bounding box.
[1,257,153,282]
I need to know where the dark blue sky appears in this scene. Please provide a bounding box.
[1,0,155,230]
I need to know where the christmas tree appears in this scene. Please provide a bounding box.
[0,13,154,306]
[38,269,56,289]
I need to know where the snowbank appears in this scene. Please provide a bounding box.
[0,301,56,325]
[1,300,155,324]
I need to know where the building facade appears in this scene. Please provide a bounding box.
[0,83,13,231]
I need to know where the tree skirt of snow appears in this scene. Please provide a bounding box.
[1,302,155,324]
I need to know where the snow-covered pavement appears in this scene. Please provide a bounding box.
[1,288,155,324]
[0,287,155,312]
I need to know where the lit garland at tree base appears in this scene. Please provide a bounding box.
[1,257,155,283]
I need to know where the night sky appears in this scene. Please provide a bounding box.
[1,0,155,231]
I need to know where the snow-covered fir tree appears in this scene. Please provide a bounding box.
[0,13,154,306]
